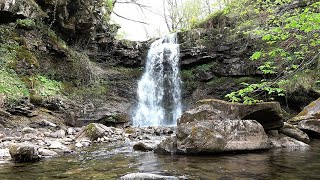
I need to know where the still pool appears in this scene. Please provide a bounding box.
[1,141,320,179]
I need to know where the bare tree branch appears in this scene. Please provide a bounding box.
[113,11,149,24]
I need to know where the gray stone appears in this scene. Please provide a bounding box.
[133,141,156,152]
[48,141,70,152]
[38,148,58,157]
[9,143,41,162]
[176,119,270,154]
[67,127,76,135]
[120,173,178,180]
[268,133,309,148]
[22,127,37,134]
[50,130,66,138]
[298,119,320,138]
[179,99,284,130]
[75,123,114,142]
[279,123,310,144]
[155,135,177,154]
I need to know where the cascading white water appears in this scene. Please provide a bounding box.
[133,33,182,127]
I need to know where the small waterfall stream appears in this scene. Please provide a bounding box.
[133,34,182,127]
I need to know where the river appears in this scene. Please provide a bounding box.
[1,141,320,179]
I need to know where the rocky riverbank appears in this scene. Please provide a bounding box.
[0,119,174,163]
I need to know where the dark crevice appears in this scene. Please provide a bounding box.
[0,11,25,24]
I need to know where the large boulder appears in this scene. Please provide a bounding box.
[176,119,270,154]
[298,119,320,138]
[9,143,41,162]
[289,98,320,124]
[297,98,320,118]
[179,99,284,130]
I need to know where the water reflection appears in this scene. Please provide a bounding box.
[0,141,320,179]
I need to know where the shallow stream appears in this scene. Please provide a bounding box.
[1,141,320,179]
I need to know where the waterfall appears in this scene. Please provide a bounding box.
[133,33,182,127]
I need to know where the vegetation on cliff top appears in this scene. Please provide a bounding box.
[196,0,320,104]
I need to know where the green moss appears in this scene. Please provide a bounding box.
[32,75,62,97]
[207,77,230,86]
[47,29,68,51]
[0,69,30,102]
[65,82,109,101]
[16,19,36,30]
[181,70,195,81]
[85,123,99,140]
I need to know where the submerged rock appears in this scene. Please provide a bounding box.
[298,119,320,138]
[120,173,179,180]
[9,143,41,162]
[279,123,310,144]
[180,99,284,130]
[133,141,156,152]
[176,119,270,154]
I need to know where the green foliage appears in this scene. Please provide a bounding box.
[214,0,320,104]
[16,19,36,29]
[32,75,62,97]
[0,69,30,102]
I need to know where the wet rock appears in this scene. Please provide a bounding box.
[298,119,320,138]
[176,119,270,154]
[279,123,310,144]
[120,173,179,180]
[268,132,309,148]
[75,123,114,141]
[180,99,284,130]
[38,148,58,157]
[133,141,156,152]
[155,136,177,154]
[9,143,41,162]
[50,130,66,138]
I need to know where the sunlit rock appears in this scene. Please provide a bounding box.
[9,143,41,162]
[176,119,270,154]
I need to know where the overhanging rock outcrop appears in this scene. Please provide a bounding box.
[179,99,284,130]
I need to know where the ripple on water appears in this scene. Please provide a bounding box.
[1,141,320,179]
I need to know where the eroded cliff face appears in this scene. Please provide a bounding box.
[0,0,148,127]
[177,28,263,108]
